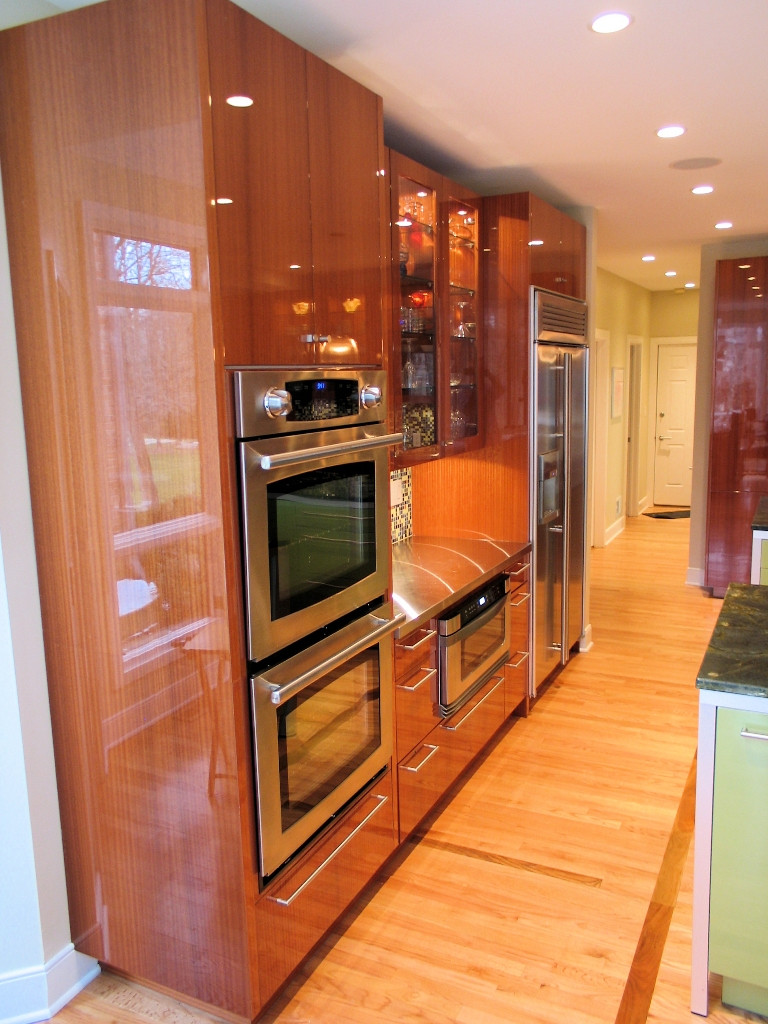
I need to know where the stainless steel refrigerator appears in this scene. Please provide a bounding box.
[531,287,589,693]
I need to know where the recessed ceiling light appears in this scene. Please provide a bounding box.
[692,185,714,195]
[665,271,677,277]
[657,125,686,139]
[685,282,696,289]
[715,221,733,230]
[591,11,633,33]
[226,95,253,107]
[642,254,655,262]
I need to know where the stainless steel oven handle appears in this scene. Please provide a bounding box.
[268,794,389,907]
[265,610,406,706]
[256,432,404,471]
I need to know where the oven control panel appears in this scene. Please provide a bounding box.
[438,575,510,636]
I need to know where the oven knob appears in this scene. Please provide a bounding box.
[263,388,292,418]
[360,384,382,410]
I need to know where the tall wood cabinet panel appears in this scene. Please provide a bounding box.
[529,192,587,300]
[206,4,386,368]
[0,0,391,1018]
[705,257,768,597]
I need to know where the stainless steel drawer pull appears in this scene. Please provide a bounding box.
[398,667,436,693]
[508,650,529,670]
[442,675,504,732]
[401,743,439,773]
[400,628,436,652]
[269,794,389,907]
[509,591,531,608]
[508,562,531,577]
[740,728,768,742]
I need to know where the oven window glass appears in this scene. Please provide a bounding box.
[277,650,381,830]
[267,462,377,619]
[460,605,506,678]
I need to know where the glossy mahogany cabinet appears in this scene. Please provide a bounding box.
[207,2,387,367]
[705,257,768,596]
[0,1,393,1020]
[389,150,482,466]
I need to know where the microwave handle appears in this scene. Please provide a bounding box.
[261,610,406,707]
[256,432,403,471]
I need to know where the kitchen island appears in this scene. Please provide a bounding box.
[692,583,768,1016]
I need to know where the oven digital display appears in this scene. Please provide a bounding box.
[285,378,359,422]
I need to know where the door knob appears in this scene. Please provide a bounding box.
[658,435,671,441]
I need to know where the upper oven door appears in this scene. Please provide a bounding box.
[239,425,395,663]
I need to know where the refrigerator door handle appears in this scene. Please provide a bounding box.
[561,352,572,666]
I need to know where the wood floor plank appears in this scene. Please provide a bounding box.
[46,514,761,1023]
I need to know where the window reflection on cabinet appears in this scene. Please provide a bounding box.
[389,151,482,467]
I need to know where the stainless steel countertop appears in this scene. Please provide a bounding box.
[391,534,530,637]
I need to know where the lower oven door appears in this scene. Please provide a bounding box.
[251,604,404,880]
[438,592,510,715]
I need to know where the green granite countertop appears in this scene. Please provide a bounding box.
[697,583,768,697]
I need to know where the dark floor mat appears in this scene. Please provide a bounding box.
[643,509,690,519]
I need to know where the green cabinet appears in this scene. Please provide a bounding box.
[709,706,768,1015]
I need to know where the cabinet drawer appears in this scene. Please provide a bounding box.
[255,773,396,1005]
[397,673,505,840]
[710,707,768,996]
[394,625,437,681]
[395,665,438,763]
[507,581,530,716]
[398,739,449,840]
[437,672,506,783]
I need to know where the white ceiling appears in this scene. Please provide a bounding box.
[4,0,768,291]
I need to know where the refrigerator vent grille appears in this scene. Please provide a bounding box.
[538,300,587,338]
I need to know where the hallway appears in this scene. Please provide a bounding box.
[52,515,763,1024]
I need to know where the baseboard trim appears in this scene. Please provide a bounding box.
[686,566,706,588]
[0,944,100,1024]
[605,516,625,546]
[579,622,593,652]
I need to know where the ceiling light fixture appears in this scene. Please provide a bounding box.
[591,11,632,33]
[642,255,655,262]
[692,185,714,195]
[715,221,733,230]
[685,282,696,289]
[657,125,686,139]
[665,271,677,277]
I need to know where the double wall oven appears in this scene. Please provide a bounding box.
[233,368,403,881]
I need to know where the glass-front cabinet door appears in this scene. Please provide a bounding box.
[389,151,482,466]
[392,155,441,462]
[446,194,480,450]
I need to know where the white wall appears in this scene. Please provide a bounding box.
[0,164,98,1023]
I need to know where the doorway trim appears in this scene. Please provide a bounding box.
[626,337,643,516]
[591,328,610,547]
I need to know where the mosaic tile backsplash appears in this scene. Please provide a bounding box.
[390,468,412,544]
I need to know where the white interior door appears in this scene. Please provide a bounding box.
[653,343,697,506]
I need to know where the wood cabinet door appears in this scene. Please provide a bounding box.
[206,0,313,366]
[306,54,386,366]
[705,257,768,594]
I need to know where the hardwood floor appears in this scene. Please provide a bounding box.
[49,513,766,1024]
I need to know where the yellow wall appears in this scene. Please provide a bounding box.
[593,269,699,538]
[650,288,699,337]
